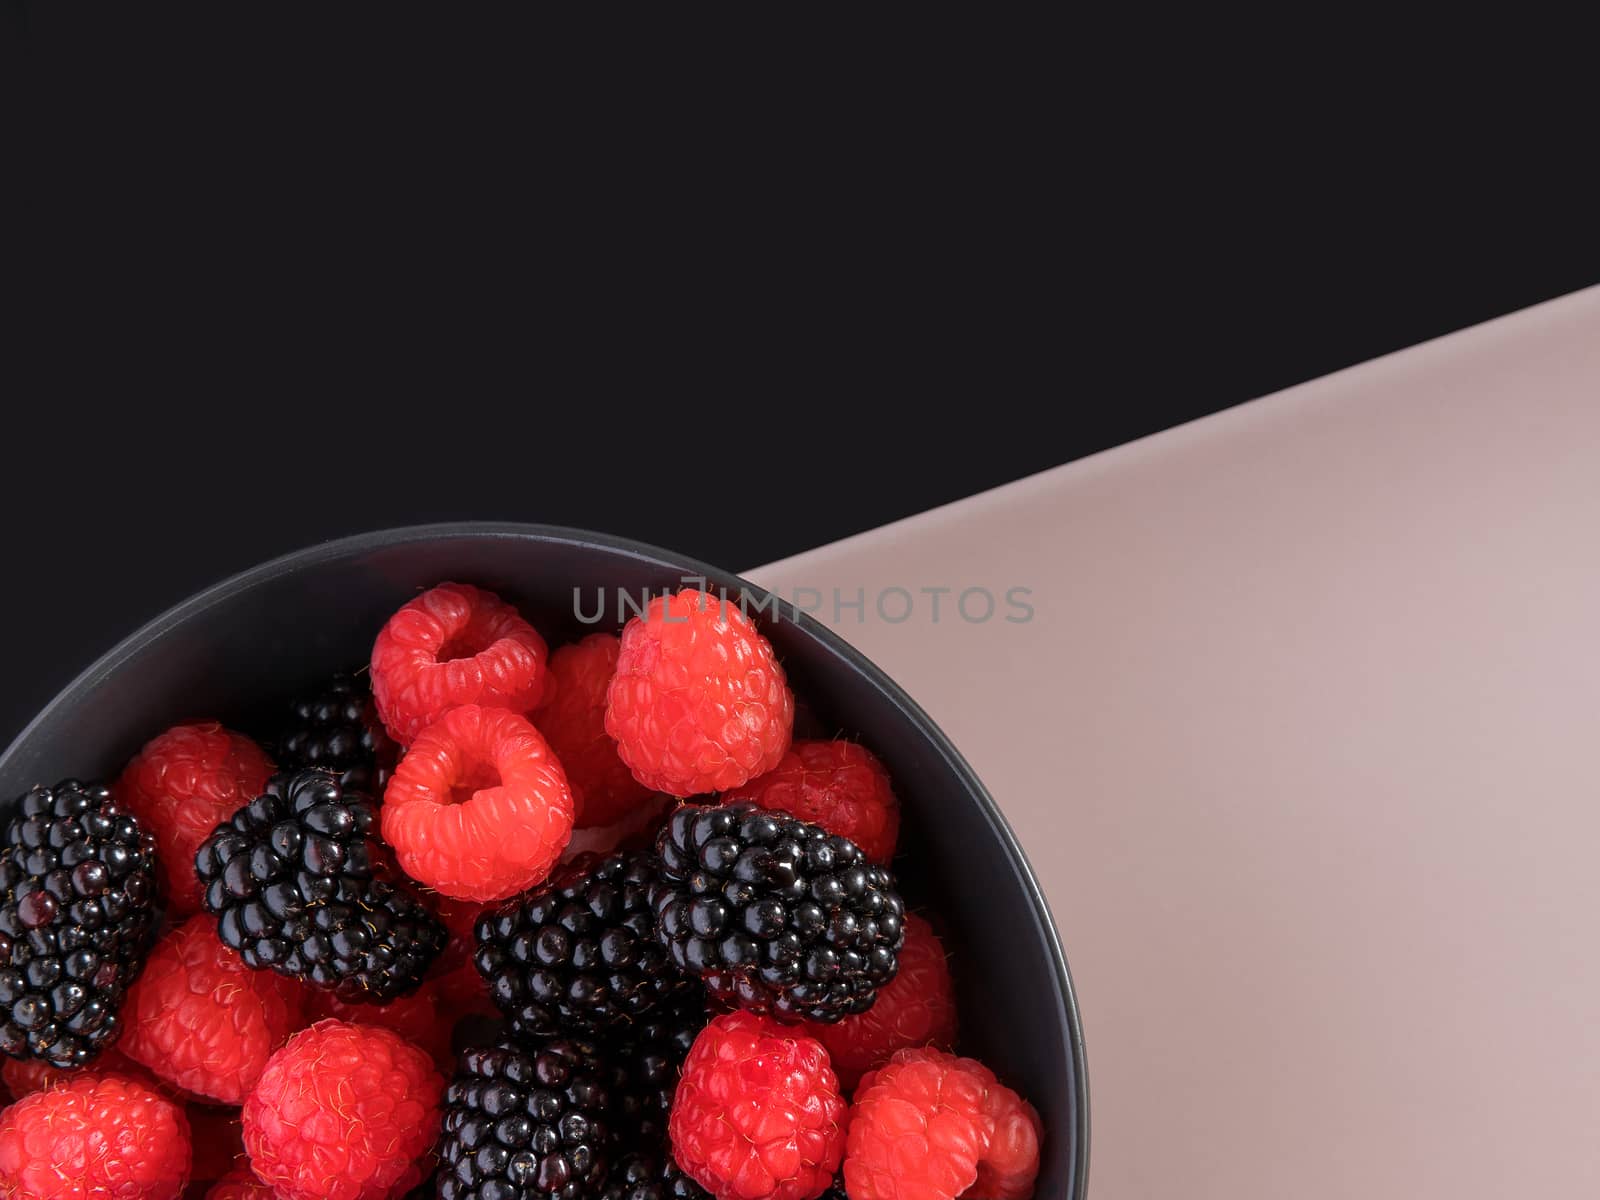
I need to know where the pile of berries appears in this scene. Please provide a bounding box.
[0,582,1042,1199]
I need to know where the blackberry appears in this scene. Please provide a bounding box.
[437,1038,614,1200]
[609,990,708,1147]
[0,781,158,1068]
[475,850,696,1039]
[652,803,906,1023]
[600,1155,711,1200]
[276,673,398,794]
[194,769,445,1002]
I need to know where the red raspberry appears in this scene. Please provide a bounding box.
[670,1010,847,1200]
[187,1105,247,1188]
[242,1020,443,1200]
[117,722,275,915]
[307,980,452,1068]
[972,1084,1043,1200]
[606,589,794,797]
[0,1074,192,1198]
[204,1166,276,1199]
[382,704,574,901]
[723,740,901,864]
[844,1048,1041,1200]
[119,916,309,1104]
[0,1045,191,1104]
[802,914,958,1090]
[533,633,654,827]
[371,582,550,744]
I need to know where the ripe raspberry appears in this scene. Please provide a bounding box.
[119,916,308,1104]
[205,1166,277,1199]
[117,722,276,916]
[669,1011,846,1200]
[1,1043,150,1100]
[242,1019,443,1200]
[382,704,575,902]
[971,1083,1043,1200]
[605,590,794,797]
[534,633,654,827]
[844,1048,1041,1200]
[723,740,901,865]
[371,582,550,744]
[802,914,957,1090]
[0,1074,192,1199]
[188,1105,247,1188]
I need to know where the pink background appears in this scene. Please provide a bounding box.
[750,287,1600,1197]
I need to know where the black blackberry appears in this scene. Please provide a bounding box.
[651,803,906,1023]
[599,1160,841,1200]
[194,769,445,1002]
[475,850,697,1039]
[609,989,708,1146]
[600,1155,712,1200]
[437,1038,614,1200]
[277,673,398,795]
[0,780,158,1068]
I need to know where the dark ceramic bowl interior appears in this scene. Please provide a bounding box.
[0,523,1087,1197]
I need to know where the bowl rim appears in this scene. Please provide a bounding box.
[0,521,1090,1194]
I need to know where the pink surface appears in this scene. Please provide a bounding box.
[748,287,1600,1198]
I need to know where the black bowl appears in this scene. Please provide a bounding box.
[0,523,1088,1197]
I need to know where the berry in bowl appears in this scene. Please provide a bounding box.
[0,524,1086,1199]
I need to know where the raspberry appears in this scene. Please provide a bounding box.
[802,914,958,1090]
[971,1084,1043,1200]
[205,1166,277,1199]
[669,1011,846,1200]
[534,633,654,827]
[1,1043,151,1100]
[844,1048,1041,1200]
[0,1074,192,1199]
[371,582,550,744]
[119,916,308,1104]
[188,1105,247,1188]
[605,590,794,797]
[382,704,575,902]
[117,722,276,916]
[722,740,901,864]
[242,1020,444,1200]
